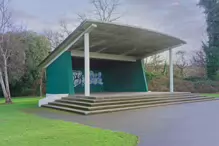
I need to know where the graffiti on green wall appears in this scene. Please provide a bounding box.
[73,70,103,87]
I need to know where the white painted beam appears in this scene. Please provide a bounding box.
[84,33,90,96]
[169,48,174,93]
[43,24,97,68]
[71,50,137,62]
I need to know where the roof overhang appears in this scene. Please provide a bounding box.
[39,20,186,68]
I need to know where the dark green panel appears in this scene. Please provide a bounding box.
[46,52,74,95]
[103,60,148,92]
[72,57,148,93]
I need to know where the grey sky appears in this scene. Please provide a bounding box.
[10,0,207,58]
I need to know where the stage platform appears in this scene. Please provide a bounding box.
[42,92,216,115]
[74,92,191,99]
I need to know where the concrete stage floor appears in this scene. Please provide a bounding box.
[75,92,190,98]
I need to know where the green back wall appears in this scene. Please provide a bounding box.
[103,60,148,92]
[46,52,74,95]
[72,57,148,93]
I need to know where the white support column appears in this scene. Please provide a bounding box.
[169,48,174,92]
[84,33,90,96]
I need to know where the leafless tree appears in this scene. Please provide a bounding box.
[191,50,206,67]
[189,49,207,77]
[0,0,12,103]
[44,29,63,51]
[146,54,165,73]
[90,0,121,22]
[77,12,87,22]
[44,19,74,51]
[176,50,188,78]
[0,0,26,103]
[44,0,122,50]
[77,0,121,22]
[59,20,72,36]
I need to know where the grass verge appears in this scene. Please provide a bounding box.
[0,97,138,146]
[202,94,219,98]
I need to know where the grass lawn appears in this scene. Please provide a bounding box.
[202,94,219,98]
[0,97,138,146]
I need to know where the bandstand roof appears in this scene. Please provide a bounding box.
[39,20,186,68]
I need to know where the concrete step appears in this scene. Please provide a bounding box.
[57,95,207,106]
[42,104,89,115]
[68,93,195,100]
[62,97,95,103]
[72,92,192,99]
[63,95,205,103]
[50,97,214,111]
[43,98,216,115]
[89,98,216,114]
[56,99,92,106]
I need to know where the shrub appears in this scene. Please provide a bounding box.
[145,72,160,83]
[148,75,219,93]
[184,76,207,82]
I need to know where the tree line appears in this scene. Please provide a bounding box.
[1,0,219,103]
[0,0,122,103]
[147,0,219,82]
[199,0,219,80]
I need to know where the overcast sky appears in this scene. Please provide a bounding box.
[10,0,207,59]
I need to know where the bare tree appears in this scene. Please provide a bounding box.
[189,49,207,77]
[44,0,122,50]
[90,0,121,22]
[77,12,87,22]
[0,0,26,103]
[146,54,165,73]
[44,29,63,51]
[191,49,206,67]
[176,50,188,78]
[59,20,72,36]
[44,19,74,51]
[0,0,12,103]
[77,0,121,22]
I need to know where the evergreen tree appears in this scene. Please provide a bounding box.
[199,0,219,79]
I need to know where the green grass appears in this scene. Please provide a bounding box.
[202,94,219,98]
[0,97,138,146]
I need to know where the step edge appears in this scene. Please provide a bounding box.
[89,98,216,114]
[49,97,215,110]
[57,96,210,106]
[63,95,206,102]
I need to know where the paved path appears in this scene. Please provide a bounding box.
[33,100,219,146]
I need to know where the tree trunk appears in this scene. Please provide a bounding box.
[0,69,8,98]
[39,77,43,97]
[5,95,12,104]
[3,58,12,104]
[3,57,11,98]
[180,68,184,78]
[40,69,45,97]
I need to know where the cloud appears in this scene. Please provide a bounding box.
[170,1,181,6]
[11,9,76,32]
[11,9,51,31]
[12,9,38,20]
[124,0,207,53]
[9,0,207,57]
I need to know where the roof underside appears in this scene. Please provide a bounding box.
[70,20,186,58]
[39,20,186,68]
